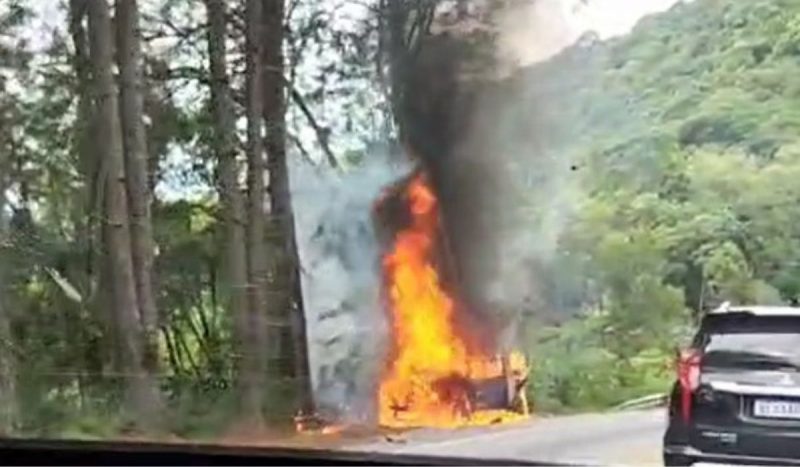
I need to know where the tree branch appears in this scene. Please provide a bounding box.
[288,86,339,169]
[287,131,316,166]
[162,65,209,84]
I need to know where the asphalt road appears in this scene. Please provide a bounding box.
[350,409,666,465]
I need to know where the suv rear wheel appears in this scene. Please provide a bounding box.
[663,452,693,466]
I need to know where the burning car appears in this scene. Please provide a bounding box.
[373,171,529,428]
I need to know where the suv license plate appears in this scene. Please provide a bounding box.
[754,400,800,419]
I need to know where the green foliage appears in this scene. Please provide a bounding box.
[527,316,674,413]
[516,0,800,411]
[525,0,800,309]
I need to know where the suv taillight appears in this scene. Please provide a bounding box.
[677,348,702,423]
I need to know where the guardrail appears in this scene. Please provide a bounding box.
[612,393,668,411]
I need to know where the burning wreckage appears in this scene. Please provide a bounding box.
[372,171,529,428]
[299,13,532,433]
[296,170,530,433]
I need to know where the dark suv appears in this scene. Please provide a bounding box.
[663,304,800,466]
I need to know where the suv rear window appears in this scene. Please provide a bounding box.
[697,313,800,368]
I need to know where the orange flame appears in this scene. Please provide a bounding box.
[378,173,526,428]
[294,411,347,435]
[321,424,346,435]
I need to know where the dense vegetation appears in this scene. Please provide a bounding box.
[525,0,800,411]
[0,0,405,438]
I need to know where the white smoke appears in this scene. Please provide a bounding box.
[289,149,411,420]
[495,0,687,68]
[494,0,580,68]
[479,0,688,324]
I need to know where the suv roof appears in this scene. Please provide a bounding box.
[708,302,800,316]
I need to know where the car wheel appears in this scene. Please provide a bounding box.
[663,452,694,466]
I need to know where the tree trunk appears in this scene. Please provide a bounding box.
[161,327,180,376]
[262,0,313,413]
[115,0,162,395]
[86,0,160,429]
[204,0,264,423]
[69,0,96,190]
[0,265,16,435]
[243,0,269,421]
[0,106,16,434]
[69,0,114,375]
[385,0,410,136]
